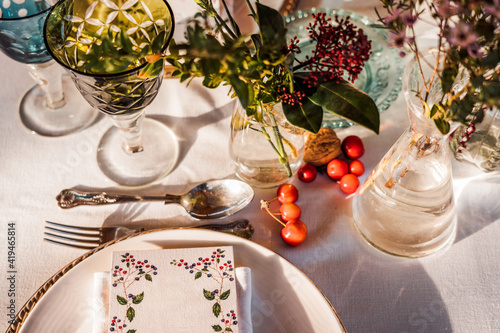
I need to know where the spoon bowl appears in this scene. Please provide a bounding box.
[176,180,255,219]
[56,179,255,220]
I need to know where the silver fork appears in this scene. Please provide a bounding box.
[44,219,254,250]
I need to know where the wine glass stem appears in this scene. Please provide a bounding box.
[109,110,145,154]
[26,60,66,109]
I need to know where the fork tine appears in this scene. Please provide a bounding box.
[43,237,97,250]
[44,232,100,245]
[45,226,100,237]
[45,220,102,232]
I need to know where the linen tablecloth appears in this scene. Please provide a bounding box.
[1,0,499,332]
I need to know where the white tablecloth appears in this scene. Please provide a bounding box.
[1,1,499,332]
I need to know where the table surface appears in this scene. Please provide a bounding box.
[1,1,499,332]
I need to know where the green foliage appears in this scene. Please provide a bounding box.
[167,1,379,135]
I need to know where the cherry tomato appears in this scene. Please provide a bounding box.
[277,184,299,204]
[297,163,317,183]
[339,174,360,194]
[327,159,349,180]
[280,202,302,222]
[349,160,365,176]
[342,135,365,159]
[280,220,308,246]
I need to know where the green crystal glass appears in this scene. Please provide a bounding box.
[44,0,178,186]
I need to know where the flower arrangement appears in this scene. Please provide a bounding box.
[166,0,379,175]
[376,0,500,135]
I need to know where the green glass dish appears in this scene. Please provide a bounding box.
[285,8,405,129]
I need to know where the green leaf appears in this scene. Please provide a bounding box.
[203,289,215,301]
[307,78,380,134]
[228,75,254,109]
[430,103,445,118]
[132,292,144,304]
[441,65,458,94]
[282,98,324,133]
[145,274,152,282]
[127,306,136,322]
[117,295,128,305]
[127,330,137,333]
[195,272,203,280]
[251,34,262,50]
[434,118,450,135]
[220,289,231,300]
[256,3,286,46]
[213,302,221,318]
[151,31,166,53]
[225,328,233,332]
[212,325,223,332]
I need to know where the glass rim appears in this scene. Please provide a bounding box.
[0,3,52,21]
[43,0,175,78]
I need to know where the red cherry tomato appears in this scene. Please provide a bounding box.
[297,163,317,183]
[339,174,360,194]
[342,135,365,159]
[277,184,299,204]
[280,220,308,246]
[349,160,365,177]
[280,202,302,222]
[327,159,349,180]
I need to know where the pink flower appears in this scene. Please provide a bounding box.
[435,0,462,18]
[388,30,407,48]
[447,22,478,48]
[467,44,485,58]
[485,0,500,19]
[383,8,401,24]
[401,12,418,27]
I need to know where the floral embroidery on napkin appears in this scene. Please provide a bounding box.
[109,252,158,333]
[171,248,239,332]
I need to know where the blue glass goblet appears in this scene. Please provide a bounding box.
[0,0,98,136]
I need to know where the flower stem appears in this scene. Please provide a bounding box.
[262,104,293,177]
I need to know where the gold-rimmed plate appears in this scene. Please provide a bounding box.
[8,229,346,332]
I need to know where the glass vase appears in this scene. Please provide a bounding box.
[352,50,457,258]
[229,101,305,188]
[450,106,500,172]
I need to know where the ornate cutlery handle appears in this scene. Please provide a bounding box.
[56,189,167,208]
[195,219,255,239]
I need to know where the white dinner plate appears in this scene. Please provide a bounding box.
[14,229,346,332]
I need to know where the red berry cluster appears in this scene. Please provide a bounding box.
[299,13,372,88]
[455,120,476,152]
[298,135,366,194]
[261,184,307,246]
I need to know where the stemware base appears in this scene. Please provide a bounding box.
[19,75,99,136]
[97,118,179,187]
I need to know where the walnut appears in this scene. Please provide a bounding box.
[303,127,342,166]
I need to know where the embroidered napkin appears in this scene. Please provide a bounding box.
[93,246,252,333]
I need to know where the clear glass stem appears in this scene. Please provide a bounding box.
[26,60,66,109]
[108,110,145,154]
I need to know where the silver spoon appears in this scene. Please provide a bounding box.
[56,179,255,219]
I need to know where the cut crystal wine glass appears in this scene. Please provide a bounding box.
[44,0,178,186]
[0,0,98,136]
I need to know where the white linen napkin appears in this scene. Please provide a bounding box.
[92,250,253,333]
